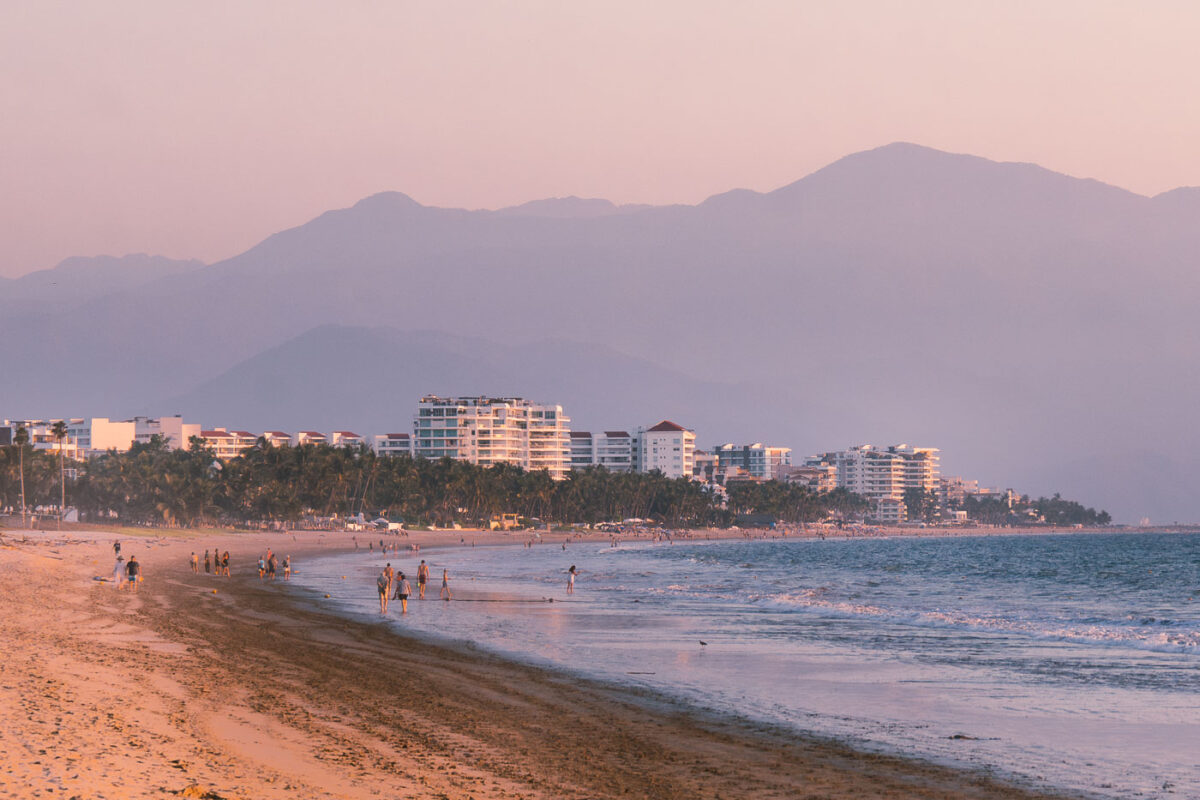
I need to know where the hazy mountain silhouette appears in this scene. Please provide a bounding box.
[4,142,1200,522]
[0,254,202,315]
[160,324,829,439]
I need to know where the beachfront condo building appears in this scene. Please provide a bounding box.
[807,444,940,501]
[777,463,838,492]
[294,431,329,446]
[632,421,696,479]
[372,433,414,457]
[714,443,793,481]
[569,431,634,473]
[330,431,367,448]
[131,415,202,450]
[413,396,572,479]
[199,428,258,460]
[261,431,293,447]
[3,417,142,459]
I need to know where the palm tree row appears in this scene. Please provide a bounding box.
[39,435,866,529]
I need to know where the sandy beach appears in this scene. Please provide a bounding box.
[0,524,1091,800]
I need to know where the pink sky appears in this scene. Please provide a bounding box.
[3,1,1199,278]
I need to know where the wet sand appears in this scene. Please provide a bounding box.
[0,526,1088,800]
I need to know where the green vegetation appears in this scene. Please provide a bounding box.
[1,436,1110,529]
[959,492,1111,526]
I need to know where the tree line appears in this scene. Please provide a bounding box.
[1,435,1110,529]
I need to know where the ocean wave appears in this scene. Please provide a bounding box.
[749,592,1200,655]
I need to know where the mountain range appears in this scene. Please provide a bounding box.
[3,142,1199,523]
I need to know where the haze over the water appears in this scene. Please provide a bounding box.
[4,1,1200,277]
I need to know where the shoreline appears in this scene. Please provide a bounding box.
[1,526,1097,799]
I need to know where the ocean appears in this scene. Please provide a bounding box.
[294,531,1200,799]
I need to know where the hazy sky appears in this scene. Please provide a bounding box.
[3,1,1199,278]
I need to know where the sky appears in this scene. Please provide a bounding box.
[3,0,1199,278]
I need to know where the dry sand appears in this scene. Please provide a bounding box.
[0,525,1088,800]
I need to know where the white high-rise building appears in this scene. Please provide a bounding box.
[413,396,572,479]
[714,443,792,481]
[130,415,201,450]
[4,418,136,459]
[633,421,696,479]
[372,433,413,457]
[807,444,941,507]
[568,431,633,473]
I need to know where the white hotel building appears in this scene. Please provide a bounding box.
[569,431,634,473]
[632,421,696,479]
[714,443,792,481]
[413,396,572,479]
[807,444,940,521]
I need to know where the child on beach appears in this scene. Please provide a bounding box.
[566,565,577,595]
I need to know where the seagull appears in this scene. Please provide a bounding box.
[699,640,708,646]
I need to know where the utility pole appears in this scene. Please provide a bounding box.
[15,425,28,529]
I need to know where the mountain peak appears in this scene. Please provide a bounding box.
[495,196,616,218]
[351,191,423,210]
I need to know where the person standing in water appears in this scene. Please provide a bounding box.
[440,568,452,601]
[283,555,291,580]
[190,552,199,574]
[396,572,412,614]
[204,550,211,574]
[377,569,390,613]
[417,560,430,599]
[566,565,577,595]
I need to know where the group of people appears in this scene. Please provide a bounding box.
[376,558,450,614]
[255,549,291,581]
[200,549,232,576]
[110,540,141,592]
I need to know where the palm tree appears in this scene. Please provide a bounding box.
[14,425,28,528]
[51,421,68,529]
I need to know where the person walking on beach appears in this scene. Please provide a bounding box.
[190,552,199,574]
[112,555,126,590]
[566,565,577,595]
[221,551,230,577]
[113,540,121,558]
[440,568,452,601]
[126,555,141,593]
[417,560,429,599]
[396,572,412,614]
[377,569,390,613]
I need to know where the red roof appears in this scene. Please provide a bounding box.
[264,431,290,437]
[299,431,326,437]
[384,433,410,439]
[604,431,630,438]
[333,431,362,437]
[569,431,592,438]
[646,420,687,432]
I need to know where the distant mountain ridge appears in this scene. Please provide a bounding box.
[4,142,1200,523]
